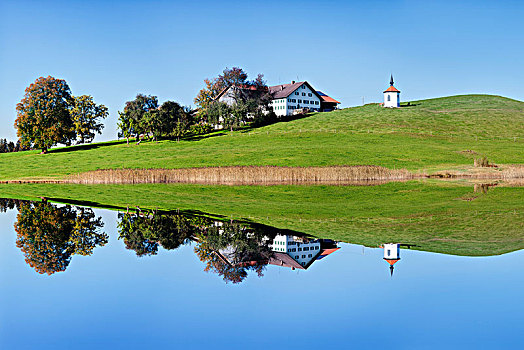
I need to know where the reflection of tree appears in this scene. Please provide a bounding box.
[14,201,107,275]
[117,209,275,284]
[194,222,272,284]
[0,198,21,212]
[117,210,198,256]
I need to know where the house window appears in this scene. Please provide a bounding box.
[302,85,305,89]
[315,101,319,105]
[295,256,299,259]
[298,99,302,103]
[298,247,302,251]
[295,92,299,95]
[302,93,305,96]
[302,255,305,258]
[308,254,312,257]
[387,95,391,101]
[308,93,312,97]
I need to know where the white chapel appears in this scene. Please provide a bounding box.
[383,75,400,108]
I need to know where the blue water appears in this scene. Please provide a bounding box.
[0,206,522,349]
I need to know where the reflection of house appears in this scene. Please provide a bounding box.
[382,243,401,276]
[269,234,340,270]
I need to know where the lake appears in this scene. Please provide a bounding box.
[0,198,523,349]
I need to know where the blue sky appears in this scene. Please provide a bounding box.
[0,0,522,141]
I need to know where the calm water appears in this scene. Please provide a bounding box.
[0,200,523,349]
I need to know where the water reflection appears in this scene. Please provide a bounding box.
[0,198,107,275]
[1,199,340,282]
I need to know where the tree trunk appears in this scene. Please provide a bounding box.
[41,147,48,154]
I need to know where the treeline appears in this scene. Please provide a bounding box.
[0,139,30,153]
[12,67,279,153]
[117,95,211,144]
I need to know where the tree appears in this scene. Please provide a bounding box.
[118,94,158,144]
[194,67,249,109]
[15,76,75,153]
[70,95,108,144]
[117,111,133,144]
[159,101,190,141]
[195,68,273,130]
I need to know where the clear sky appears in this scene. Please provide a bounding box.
[1,0,522,141]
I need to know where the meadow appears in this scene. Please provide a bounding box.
[0,94,522,181]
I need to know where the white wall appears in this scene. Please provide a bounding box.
[384,91,400,108]
[271,83,322,117]
[383,243,400,259]
[271,234,322,267]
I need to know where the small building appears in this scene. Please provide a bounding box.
[383,75,400,108]
[383,243,401,276]
[317,91,341,112]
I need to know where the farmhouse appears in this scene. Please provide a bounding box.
[216,80,340,117]
[269,81,340,116]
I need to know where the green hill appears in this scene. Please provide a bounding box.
[0,94,523,180]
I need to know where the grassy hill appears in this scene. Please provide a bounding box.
[0,180,522,257]
[0,94,523,181]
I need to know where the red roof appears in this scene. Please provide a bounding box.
[383,85,400,93]
[384,258,400,266]
[316,90,341,104]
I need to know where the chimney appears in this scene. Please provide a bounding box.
[292,80,295,84]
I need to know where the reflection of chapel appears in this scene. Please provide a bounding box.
[382,243,401,276]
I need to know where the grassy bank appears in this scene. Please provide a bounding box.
[0,95,522,181]
[0,180,522,257]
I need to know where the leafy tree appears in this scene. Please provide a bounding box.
[118,94,158,144]
[159,101,190,141]
[195,68,273,130]
[14,201,107,275]
[70,95,108,144]
[15,76,75,153]
[194,67,249,109]
[117,111,133,144]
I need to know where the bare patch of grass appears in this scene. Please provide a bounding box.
[68,165,414,185]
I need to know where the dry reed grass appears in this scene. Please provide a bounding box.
[68,165,414,185]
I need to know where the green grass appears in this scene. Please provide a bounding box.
[0,94,523,180]
[1,180,522,257]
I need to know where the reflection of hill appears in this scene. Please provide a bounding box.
[0,180,523,257]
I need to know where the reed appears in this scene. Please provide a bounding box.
[68,165,414,185]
